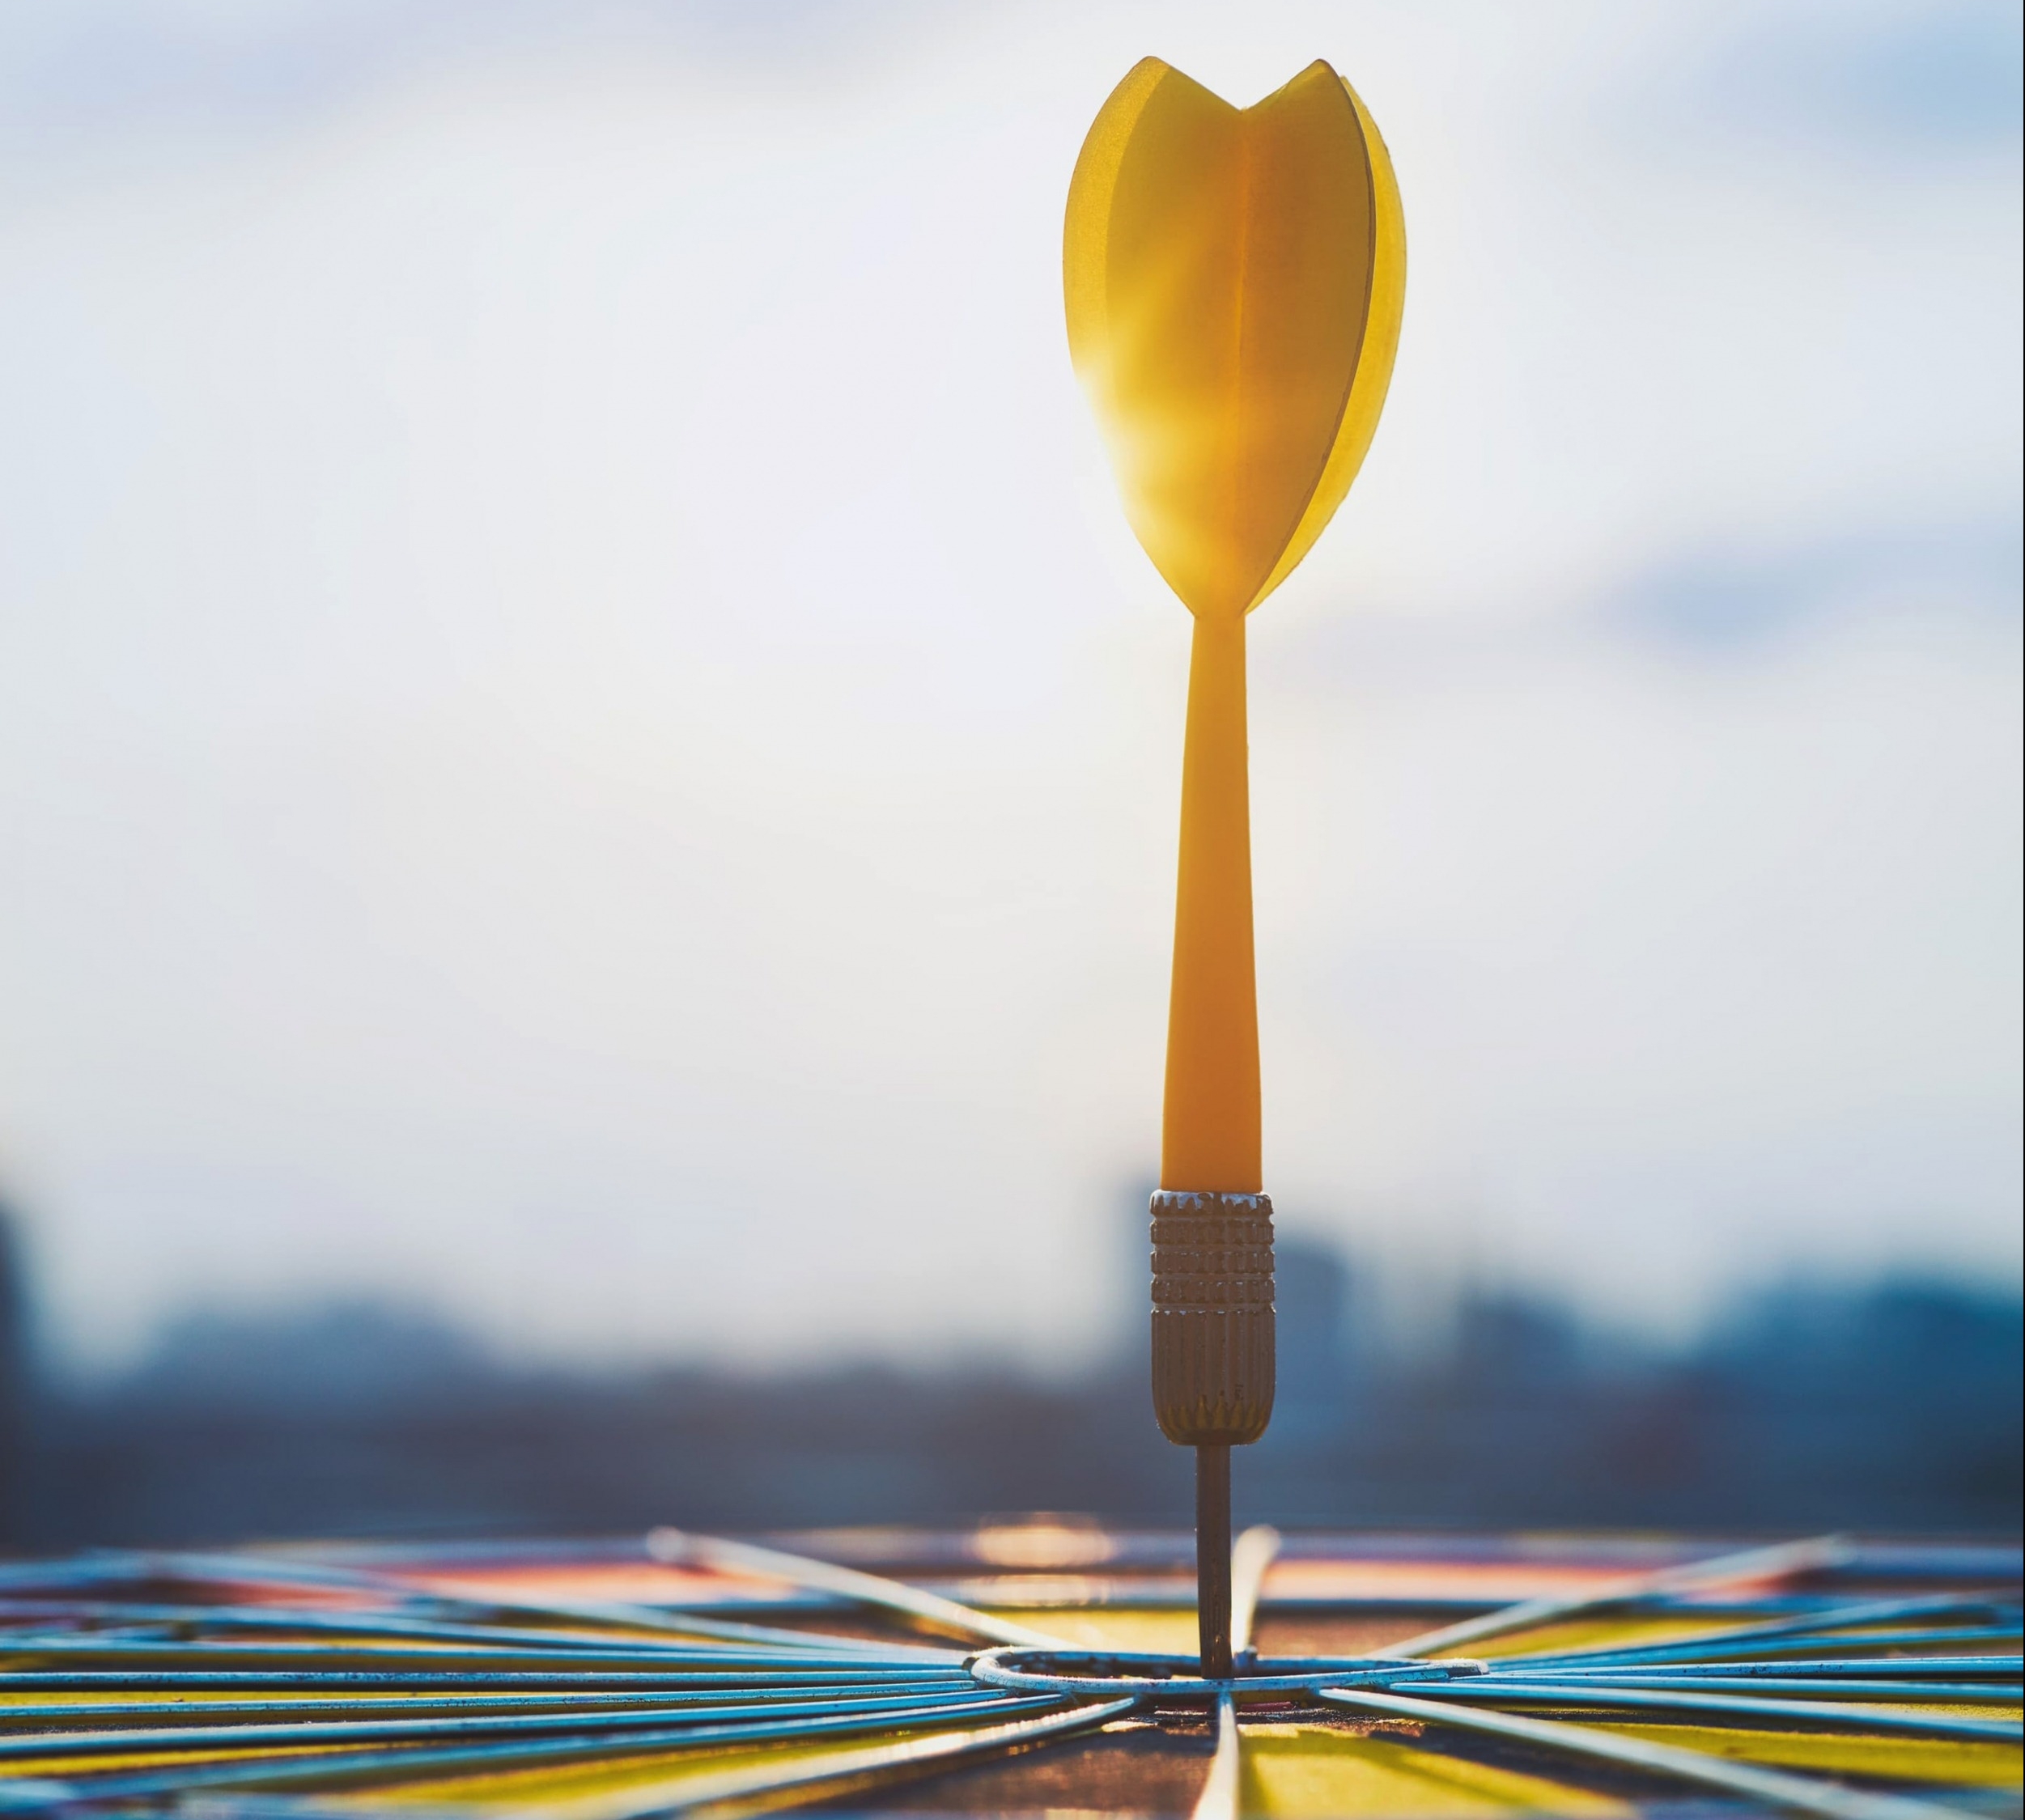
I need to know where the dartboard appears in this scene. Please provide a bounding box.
[0,1525,2015,1818]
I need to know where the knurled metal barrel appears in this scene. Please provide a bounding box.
[1149,1189,1275,1445]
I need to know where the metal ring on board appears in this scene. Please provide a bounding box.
[966,1647,1485,1699]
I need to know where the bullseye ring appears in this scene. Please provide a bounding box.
[966,1647,1488,1699]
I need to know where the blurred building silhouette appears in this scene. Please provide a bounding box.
[0,1201,29,1544]
[1260,1238,1361,1447]
[6,1204,2019,1549]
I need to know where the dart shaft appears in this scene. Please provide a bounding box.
[1163,612,1259,1190]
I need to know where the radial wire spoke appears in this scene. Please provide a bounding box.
[1188,1694,1241,1820]
[0,1687,1043,1761]
[1503,1627,2024,1674]
[645,1529,1067,1649]
[1229,1526,1280,1661]
[1478,1674,2021,1704]
[1316,1686,1984,1820]
[1435,1679,2023,1742]
[564,1694,1142,1818]
[0,1693,1071,1809]
[1387,1535,1853,1658]
[101,1550,950,1661]
[1492,1597,2019,1669]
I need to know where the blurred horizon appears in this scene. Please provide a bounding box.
[3,1196,2017,1546]
[0,0,2019,1380]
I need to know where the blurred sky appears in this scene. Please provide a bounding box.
[0,0,2019,1372]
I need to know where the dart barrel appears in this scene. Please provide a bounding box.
[1149,1189,1276,1445]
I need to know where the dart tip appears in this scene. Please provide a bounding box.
[1196,1444,1234,1680]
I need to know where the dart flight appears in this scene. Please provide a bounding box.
[1065,56,1404,1194]
[1065,57,1405,624]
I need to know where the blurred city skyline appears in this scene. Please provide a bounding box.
[0,0,2019,1372]
[6,1192,2016,1546]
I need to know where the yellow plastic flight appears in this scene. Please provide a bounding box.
[1064,58,1404,1191]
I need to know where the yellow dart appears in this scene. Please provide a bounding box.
[1063,55,1405,1677]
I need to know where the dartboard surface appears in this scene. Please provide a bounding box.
[1,1526,2016,1818]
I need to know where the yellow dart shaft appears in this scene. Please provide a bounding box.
[1162,612,1260,1194]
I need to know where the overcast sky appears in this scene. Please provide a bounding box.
[0,0,2018,1372]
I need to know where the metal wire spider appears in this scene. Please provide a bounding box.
[0,1529,2014,1818]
